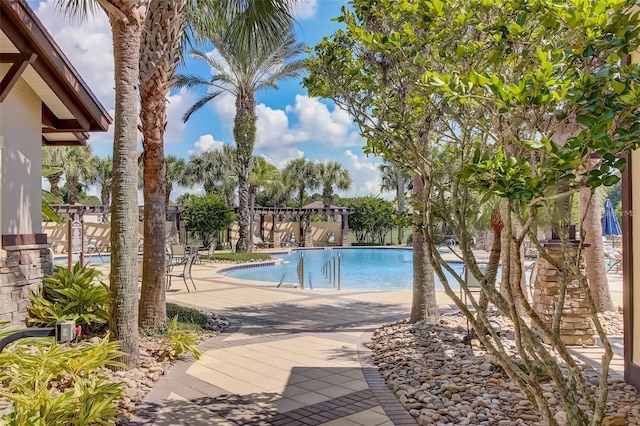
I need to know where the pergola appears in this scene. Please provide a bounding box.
[249,206,353,247]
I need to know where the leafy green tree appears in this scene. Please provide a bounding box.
[184,195,235,248]
[42,146,95,204]
[347,196,395,244]
[175,28,305,252]
[307,0,640,424]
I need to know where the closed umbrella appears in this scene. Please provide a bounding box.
[602,198,622,247]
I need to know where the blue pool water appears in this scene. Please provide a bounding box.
[221,247,465,291]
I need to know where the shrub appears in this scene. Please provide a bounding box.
[158,317,202,362]
[0,325,124,425]
[28,262,109,330]
[166,303,207,326]
[213,253,272,263]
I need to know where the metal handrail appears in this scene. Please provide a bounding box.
[321,252,341,290]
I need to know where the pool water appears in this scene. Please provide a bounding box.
[221,248,465,291]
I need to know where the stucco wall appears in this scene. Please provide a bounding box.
[0,78,42,236]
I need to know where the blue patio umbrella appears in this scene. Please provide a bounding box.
[602,199,622,244]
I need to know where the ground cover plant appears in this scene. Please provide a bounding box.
[0,321,124,426]
[306,0,640,424]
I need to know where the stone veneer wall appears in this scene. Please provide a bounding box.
[0,245,52,327]
[532,246,596,346]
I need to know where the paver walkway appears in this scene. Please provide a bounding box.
[131,257,625,426]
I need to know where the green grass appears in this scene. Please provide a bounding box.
[140,303,207,336]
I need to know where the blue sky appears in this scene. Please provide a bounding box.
[29,0,385,200]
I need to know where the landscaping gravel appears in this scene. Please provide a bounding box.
[370,310,639,426]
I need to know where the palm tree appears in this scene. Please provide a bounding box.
[249,156,282,233]
[282,158,319,207]
[137,0,296,326]
[379,162,411,244]
[183,147,237,204]
[42,147,66,197]
[317,161,352,214]
[86,156,113,222]
[42,146,94,204]
[165,156,186,208]
[55,0,147,367]
[175,30,305,252]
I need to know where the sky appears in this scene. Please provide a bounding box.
[28,0,386,201]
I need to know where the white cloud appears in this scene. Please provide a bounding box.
[192,134,225,153]
[286,95,362,147]
[33,1,114,107]
[292,0,318,20]
[212,93,236,122]
[341,150,383,197]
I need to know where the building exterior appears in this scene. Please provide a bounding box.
[0,0,111,326]
[623,47,640,390]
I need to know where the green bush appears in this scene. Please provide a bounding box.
[0,324,124,426]
[166,303,207,325]
[28,262,109,330]
[158,317,202,362]
[213,253,272,263]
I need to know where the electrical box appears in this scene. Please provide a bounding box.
[55,321,77,343]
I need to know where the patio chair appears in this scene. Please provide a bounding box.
[170,243,187,263]
[166,253,197,292]
[199,244,215,263]
[605,248,622,273]
[253,234,270,249]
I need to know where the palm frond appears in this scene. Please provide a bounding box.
[183,92,223,122]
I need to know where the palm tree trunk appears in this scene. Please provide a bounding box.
[67,175,78,204]
[138,0,185,327]
[101,186,110,222]
[298,187,305,207]
[579,186,614,312]
[165,182,173,209]
[234,94,257,253]
[139,81,167,329]
[108,15,143,368]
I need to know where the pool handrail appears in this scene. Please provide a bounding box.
[321,252,341,290]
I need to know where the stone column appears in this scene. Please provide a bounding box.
[303,216,313,247]
[341,213,351,247]
[532,245,595,346]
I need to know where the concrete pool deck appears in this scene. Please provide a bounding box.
[129,249,625,425]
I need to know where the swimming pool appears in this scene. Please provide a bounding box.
[220,247,465,291]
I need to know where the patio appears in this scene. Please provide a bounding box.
[125,253,626,425]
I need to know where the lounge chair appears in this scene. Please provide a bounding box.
[253,234,270,249]
[166,253,197,292]
[326,232,337,246]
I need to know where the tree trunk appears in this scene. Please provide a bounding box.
[234,93,257,252]
[410,174,438,324]
[298,187,305,207]
[108,14,143,368]
[579,186,614,312]
[101,186,110,222]
[67,175,78,204]
[397,178,404,245]
[499,201,527,313]
[138,0,185,327]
